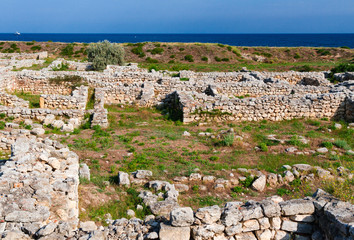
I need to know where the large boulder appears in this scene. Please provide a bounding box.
[251,174,266,192]
[195,205,222,224]
[170,207,194,227]
[159,223,190,240]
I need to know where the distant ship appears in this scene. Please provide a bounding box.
[14,32,20,36]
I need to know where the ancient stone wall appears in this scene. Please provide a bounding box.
[40,85,88,110]
[175,91,348,123]
[0,91,29,108]
[0,132,79,238]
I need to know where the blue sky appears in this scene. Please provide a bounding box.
[1,0,353,33]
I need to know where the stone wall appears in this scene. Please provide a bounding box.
[0,91,29,108]
[40,85,88,110]
[174,91,349,123]
[90,88,109,128]
[0,132,79,238]
[0,51,48,60]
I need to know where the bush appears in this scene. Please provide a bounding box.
[146,57,158,63]
[220,133,234,146]
[294,53,301,59]
[150,47,164,55]
[334,139,350,150]
[201,56,208,61]
[31,46,41,51]
[259,143,268,152]
[60,44,74,56]
[87,40,125,71]
[215,57,222,62]
[131,43,145,58]
[184,55,194,62]
[221,58,229,62]
[321,141,333,149]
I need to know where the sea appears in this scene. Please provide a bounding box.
[0,33,353,48]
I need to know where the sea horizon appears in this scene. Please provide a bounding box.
[0,33,353,48]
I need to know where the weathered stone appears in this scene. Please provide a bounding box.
[159,223,190,240]
[281,220,313,234]
[261,200,281,217]
[280,199,315,215]
[118,171,130,186]
[134,170,153,179]
[251,174,266,192]
[79,221,97,232]
[79,163,90,180]
[195,205,222,224]
[170,207,194,227]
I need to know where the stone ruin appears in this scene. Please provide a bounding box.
[0,52,353,131]
[0,52,352,239]
[0,129,353,239]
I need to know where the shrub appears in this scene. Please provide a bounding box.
[87,40,125,71]
[214,57,222,62]
[31,46,41,51]
[170,55,175,58]
[329,63,354,81]
[201,56,208,61]
[26,42,34,46]
[240,176,254,188]
[259,143,268,152]
[333,139,350,150]
[179,48,185,51]
[184,55,194,62]
[146,57,158,63]
[316,49,331,56]
[60,44,74,56]
[209,156,219,161]
[150,47,164,55]
[221,58,229,62]
[294,53,301,59]
[220,133,234,146]
[321,141,333,149]
[131,44,145,58]
[297,65,314,72]
[277,188,291,196]
[340,46,351,49]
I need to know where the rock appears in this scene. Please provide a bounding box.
[159,223,190,240]
[43,114,55,125]
[127,209,135,218]
[280,199,315,215]
[267,173,278,188]
[31,128,45,135]
[79,163,90,180]
[271,217,282,230]
[234,232,257,240]
[118,171,130,186]
[189,173,202,181]
[2,231,32,240]
[225,224,242,236]
[134,170,152,179]
[221,202,243,226]
[251,174,266,192]
[281,220,312,234]
[290,215,315,222]
[202,175,216,183]
[334,123,342,129]
[283,171,295,182]
[183,131,191,136]
[192,224,225,239]
[36,222,57,237]
[286,147,297,153]
[146,232,159,239]
[79,221,97,232]
[174,183,189,192]
[255,229,272,240]
[242,219,260,232]
[240,202,263,221]
[292,164,312,172]
[316,147,328,153]
[214,184,225,191]
[274,230,291,240]
[149,200,179,217]
[170,207,194,227]
[52,120,64,129]
[261,200,281,217]
[61,123,74,132]
[195,205,222,224]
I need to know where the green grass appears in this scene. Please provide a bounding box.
[13,91,40,108]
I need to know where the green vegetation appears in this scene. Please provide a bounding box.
[30,45,42,51]
[60,44,74,56]
[184,55,194,62]
[13,91,40,108]
[87,40,125,71]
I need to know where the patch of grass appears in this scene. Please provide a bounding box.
[333,139,350,150]
[321,141,333,149]
[219,133,234,146]
[82,188,151,224]
[13,91,40,108]
[323,179,354,203]
[276,188,291,196]
[149,47,164,55]
[187,196,223,208]
[184,55,194,62]
[30,45,42,51]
